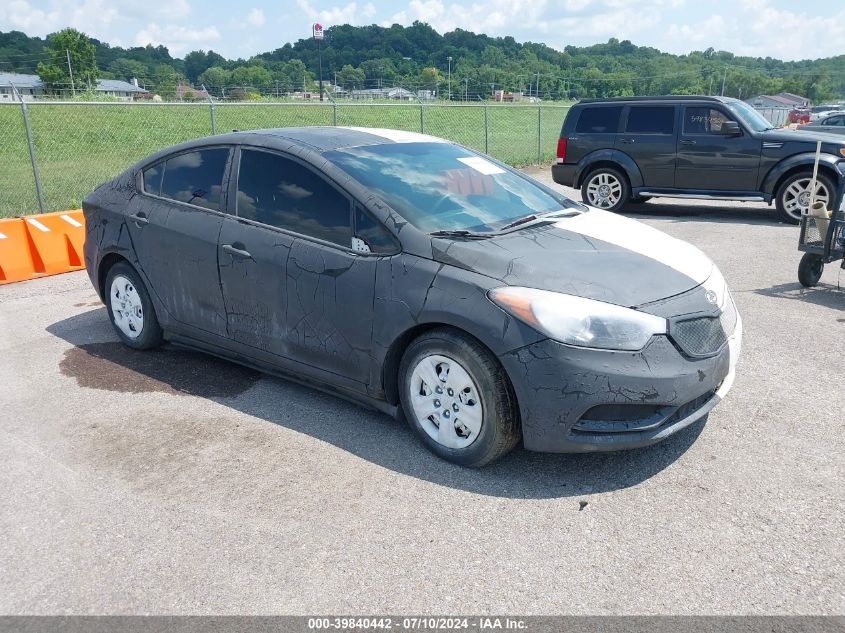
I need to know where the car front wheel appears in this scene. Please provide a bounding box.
[105,262,163,350]
[775,171,834,224]
[399,328,520,467]
[581,167,630,212]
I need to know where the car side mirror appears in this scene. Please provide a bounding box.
[720,121,742,136]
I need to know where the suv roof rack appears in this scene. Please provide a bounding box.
[576,95,734,104]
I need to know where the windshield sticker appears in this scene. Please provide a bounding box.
[458,156,506,175]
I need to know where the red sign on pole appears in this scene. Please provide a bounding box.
[312,23,324,40]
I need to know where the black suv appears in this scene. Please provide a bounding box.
[552,96,845,223]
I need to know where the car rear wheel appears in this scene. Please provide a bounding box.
[798,253,824,287]
[105,262,163,350]
[581,167,630,212]
[399,328,520,467]
[775,171,834,224]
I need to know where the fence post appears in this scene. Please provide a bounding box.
[479,96,489,154]
[326,90,337,126]
[537,105,542,164]
[416,92,424,133]
[202,84,216,135]
[13,83,46,215]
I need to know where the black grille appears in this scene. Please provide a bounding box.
[671,294,737,358]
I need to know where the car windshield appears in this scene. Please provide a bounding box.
[323,142,578,233]
[726,101,775,132]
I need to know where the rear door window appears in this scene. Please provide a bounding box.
[159,148,229,211]
[575,107,623,134]
[236,148,352,247]
[683,107,729,134]
[626,106,675,134]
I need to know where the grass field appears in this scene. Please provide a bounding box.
[0,102,569,217]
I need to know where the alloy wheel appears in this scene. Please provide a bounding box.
[586,172,623,209]
[782,177,830,221]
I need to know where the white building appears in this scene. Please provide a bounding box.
[0,72,146,101]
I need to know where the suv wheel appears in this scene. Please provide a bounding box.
[775,171,834,224]
[581,167,630,212]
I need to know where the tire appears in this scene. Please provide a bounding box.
[104,262,163,350]
[798,253,824,287]
[398,328,520,467]
[775,171,835,225]
[581,167,631,212]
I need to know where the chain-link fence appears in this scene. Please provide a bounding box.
[0,100,570,217]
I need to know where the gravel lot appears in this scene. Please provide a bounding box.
[1,167,843,615]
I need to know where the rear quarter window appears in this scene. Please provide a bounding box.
[575,106,623,134]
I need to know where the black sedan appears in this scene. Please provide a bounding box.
[83,127,741,467]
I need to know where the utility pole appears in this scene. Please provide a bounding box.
[447,56,452,101]
[66,49,75,97]
[708,75,713,96]
[536,71,540,99]
[720,66,727,97]
[464,78,468,102]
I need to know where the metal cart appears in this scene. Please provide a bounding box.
[797,173,845,287]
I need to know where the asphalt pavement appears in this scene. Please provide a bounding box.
[1,167,843,614]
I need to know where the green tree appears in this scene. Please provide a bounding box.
[108,57,147,83]
[337,64,365,89]
[230,65,272,90]
[37,28,98,94]
[198,66,232,91]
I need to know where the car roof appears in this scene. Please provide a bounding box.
[196,126,448,152]
[574,95,737,106]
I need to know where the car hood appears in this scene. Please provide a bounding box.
[430,209,714,308]
[762,127,845,148]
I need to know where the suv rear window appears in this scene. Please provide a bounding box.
[575,107,622,134]
[626,106,675,134]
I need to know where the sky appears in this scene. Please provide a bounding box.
[1,0,843,62]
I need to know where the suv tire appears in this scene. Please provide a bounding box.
[581,167,630,212]
[775,171,835,224]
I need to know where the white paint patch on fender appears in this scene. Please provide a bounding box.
[343,127,446,144]
[554,209,713,284]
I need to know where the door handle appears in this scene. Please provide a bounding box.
[222,243,252,259]
[680,139,696,145]
[620,138,635,144]
[128,213,149,226]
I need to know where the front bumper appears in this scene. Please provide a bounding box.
[500,315,742,453]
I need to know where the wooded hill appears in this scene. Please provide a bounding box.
[1,23,842,101]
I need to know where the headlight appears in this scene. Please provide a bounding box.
[489,287,667,351]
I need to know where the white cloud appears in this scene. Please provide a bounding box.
[665,0,845,60]
[135,22,221,56]
[296,0,376,26]
[242,8,266,28]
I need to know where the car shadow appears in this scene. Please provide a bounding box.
[753,281,845,308]
[620,201,778,225]
[47,308,706,500]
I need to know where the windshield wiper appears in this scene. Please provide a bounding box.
[429,229,492,239]
[497,209,582,232]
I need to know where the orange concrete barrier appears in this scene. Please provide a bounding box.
[0,210,86,285]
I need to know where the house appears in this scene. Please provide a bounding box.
[96,78,147,100]
[0,72,146,101]
[748,92,810,109]
[176,82,209,101]
[0,73,45,101]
